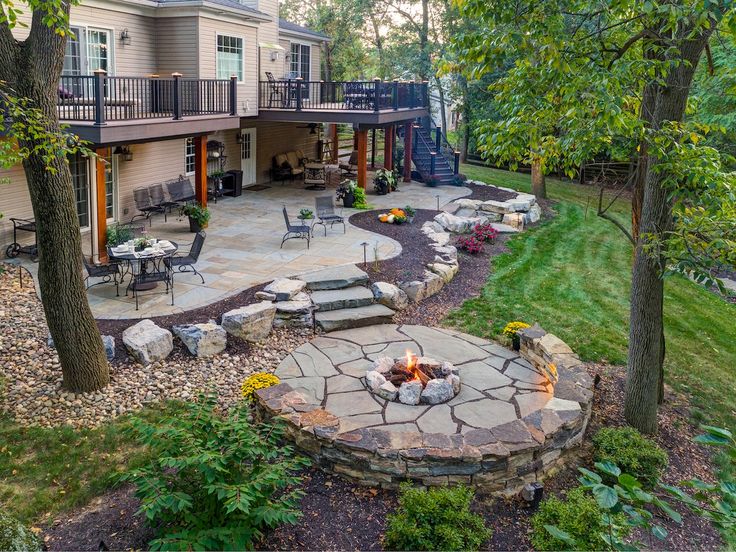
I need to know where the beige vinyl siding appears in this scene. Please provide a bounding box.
[198,17,259,117]
[310,44,321,81]
[156,17,199,77]
[0,166,35,249]
[240,122,320,184]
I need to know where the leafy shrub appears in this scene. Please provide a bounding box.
[472,222,498,243]
[424,174,442,187]
[105,223,134,247]
[531,486,627,551]
[457,235,484,254]
[0,511,40,551]
[119,394,309,550]
[383,484,491,551]
[353,186,369,209]
[593,426,668,487]
[241,372,280,402]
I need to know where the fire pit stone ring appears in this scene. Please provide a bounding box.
[256,324,594,495]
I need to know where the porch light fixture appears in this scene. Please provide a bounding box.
[270,50,279,62]
[119,28,131,46]
[113,145,133,162]
[235,132,243,144]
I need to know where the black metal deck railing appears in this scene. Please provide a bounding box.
[57,72,237,125]
[258,79,429,112]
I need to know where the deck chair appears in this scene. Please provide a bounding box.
[313,196,345,236]
[281,207,310,249]
[339,151,359,176]
[131,186,165,226]
[82,255,121,296]
[265,71,285,108]
[165,231,206,284]
[149,182,179,222]
[166,176,196,204]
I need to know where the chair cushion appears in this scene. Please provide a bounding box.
[274,153,288,167]
[286,151,300,168]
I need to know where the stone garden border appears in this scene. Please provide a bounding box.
[254,325,593,494]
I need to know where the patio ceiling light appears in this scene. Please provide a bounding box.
[113,145,133,162]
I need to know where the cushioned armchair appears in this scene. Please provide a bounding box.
[272,150,307,183]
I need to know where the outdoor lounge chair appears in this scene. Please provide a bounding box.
[83,255,121,296]
[339,151,359,176]
[166,176,196,204]
[313,196,345,236]
[164,231,206,284]
[281,207,310,249]
[131,186,165,226]
[149,182,178,222]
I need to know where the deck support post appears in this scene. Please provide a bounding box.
[330,124,339,163]
[383,125,394,171]
[356,128,368,190]
[403,122,413,182]
[371,128,377,169]
[194,135,208,207]
[94,149,109,262]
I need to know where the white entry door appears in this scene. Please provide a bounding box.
[240,129,256,185]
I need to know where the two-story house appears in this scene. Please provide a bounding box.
[1,0,432,263]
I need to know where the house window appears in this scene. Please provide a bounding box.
[69,153,89,228]
[289,43,310,80]
[185,138,196,175]
[217,35,244,81]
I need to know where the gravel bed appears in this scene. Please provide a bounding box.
[0,265,315,429]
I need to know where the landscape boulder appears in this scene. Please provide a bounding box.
[434,211,480,233]
[372,282,409,310]
[122,319,173,365]
[421,379,455,404]
[172,321,227,357]
[221,301,277,342]
[263,278,306,301]
[427,262,458,283]
[273,292,314,328]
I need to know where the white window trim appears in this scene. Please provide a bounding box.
[289,41,312,80]
[67,23,116,76]
[105,154,118,223]
[185,137,196,176]
[216,33,245,83]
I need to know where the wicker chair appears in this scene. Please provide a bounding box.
[281,207,310,249]
[313,196,345,236]
[164,231,206,284]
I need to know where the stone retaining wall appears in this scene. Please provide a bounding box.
[255,326,593,495]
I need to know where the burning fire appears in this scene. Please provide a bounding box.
[405,350,428,384]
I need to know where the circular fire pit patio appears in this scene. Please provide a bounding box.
[255,324,594,494]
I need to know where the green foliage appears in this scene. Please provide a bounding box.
[352,185,369,209]
[118,395,309,551]
[105,223,134,247]
[0,511,40,551]
[299,208,314,220]
[383,484,491,551]
[593,427,668,487]
[531,486,627,551]
[179,202,210,227]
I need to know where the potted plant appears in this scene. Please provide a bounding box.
[180,202,211,232]
[336,180,357,208]
[373,168,396,195]
[502,321,531,351]
[105,223,133,247]
[404,205,416,223]
[298,208,314,220]
[424,174,441,187]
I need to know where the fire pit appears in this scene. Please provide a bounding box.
[365,350,460,405]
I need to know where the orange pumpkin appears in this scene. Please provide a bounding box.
[378,214,390,223]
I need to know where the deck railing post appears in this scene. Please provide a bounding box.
[373,78,381,112]
[454,151,460,175]
[229,75,238,115]
[172,73,183,120]
[392,79,399,110]
[435,126,442,152]
[409,82,416,108]
[295,77,303,111]
[422,80,429,107]
[430,152,436,175]
[93,69,106,126]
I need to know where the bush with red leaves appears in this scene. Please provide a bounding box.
[456,235,484,254]
[473,223,498,243]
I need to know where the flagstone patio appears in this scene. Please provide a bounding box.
[17,180,469,319]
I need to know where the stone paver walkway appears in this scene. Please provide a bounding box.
[274,324,572,435]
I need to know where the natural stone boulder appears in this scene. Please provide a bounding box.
[490,222,521,234]
[399,271,445,303]
[122,319,173,365]
[509,195,536,212]
[399,380,422,405]
[264,278,306,301]
[172,321,227,357]
[421,379,455,404]
[366,370,386,392]
[221,301,277,342]
[372,282,409,310]
[377,381,398,401]
[421,221,444,234]
[423,270,444,296]
[255,290,277,301]
[455,207,480,218]
[524,203,542,224]
[274,292,314,328]
[427,231,451,246]
[434,212,480,233]
[455,198,483,210]
[502,213,526,230]
[427,262,458,283]
[479,200,515,214]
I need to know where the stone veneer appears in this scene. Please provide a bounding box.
[255,324,594,494]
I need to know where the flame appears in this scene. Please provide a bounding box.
[405,349,419,381]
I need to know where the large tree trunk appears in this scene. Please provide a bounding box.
[625,24,713,433]
[0,10,110,392]
[531,157,546,199]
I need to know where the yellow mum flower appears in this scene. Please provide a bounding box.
[241,372,280,402]
[502,321,530,338]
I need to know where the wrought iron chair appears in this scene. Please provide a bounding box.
[149,182,179,221]
[339,150,359,176]
[131,186,165,226]
[265,71,286,108]
[127,254,174,311]
[313,196,345,236]
[82,255,121,296]
[166,176,196,204]
[164,231,206,284]
[281,207,310,249]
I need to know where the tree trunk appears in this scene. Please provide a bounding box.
[419,0,431,81]
[531,157,546,199]
[435,75,448,137]
[459,76,470,162]
[625,24,713,434]
[0,11,110,393]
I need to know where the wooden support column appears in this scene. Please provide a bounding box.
[370,128,377,169]
[95,147,109,262]
[403,122,413,182]
[194,135,208,207]
[356,129,368,190]
[330,124,339,163]
[383,125,394,170]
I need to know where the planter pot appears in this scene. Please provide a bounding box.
[189,217,203,233]
[343,192,355,208]
[407,216,415,224]
[374,181,388,195]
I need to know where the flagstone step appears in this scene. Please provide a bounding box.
[311,286,375,311]
[299,264,370,291]
[315,304,395,332]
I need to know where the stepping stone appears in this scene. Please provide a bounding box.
[417,405,457,434]
[454,399,518,429]
[311,286,374,311]
[300,264,369,290]
[315,304,395,332]
[326,390,382,416]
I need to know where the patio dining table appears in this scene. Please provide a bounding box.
[108,240,178,291]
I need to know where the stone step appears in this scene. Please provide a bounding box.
[300,264,370,291]
[311,286,375,311]
[315,304,395,332]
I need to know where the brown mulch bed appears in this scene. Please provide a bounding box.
[40,364,723,551]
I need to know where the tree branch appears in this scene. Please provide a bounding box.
[597,186,636,245]
[704,41,714,76]
[608,29,657,69]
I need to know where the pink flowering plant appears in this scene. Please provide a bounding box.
[457,235,484,254]
[473,223,498,243]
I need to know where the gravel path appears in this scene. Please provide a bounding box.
[0,265,315,428]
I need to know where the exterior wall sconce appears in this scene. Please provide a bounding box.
[235,132,243,144]
[270,50,279,62]
[113,145,133,161]
[284,53,291,62]
[119,28,131,46]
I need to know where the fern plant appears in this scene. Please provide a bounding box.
[118,394,309,550]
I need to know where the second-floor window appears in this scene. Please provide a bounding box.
[289,43,310,80]
[217,35,244,81]
[185,138,195,175]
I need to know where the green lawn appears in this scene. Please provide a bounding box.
[451,163,736,448]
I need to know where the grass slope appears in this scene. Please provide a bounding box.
[452,164,736,436]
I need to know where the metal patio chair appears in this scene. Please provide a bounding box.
[149,182,179,221]
[281,207,310,249]
[82,255,121,296]
[131,186,165,226]
[265,71,286,108]
[313,196,345,236]
[165,231,206,284]
[127,254,174,311]
[166,176,196,204]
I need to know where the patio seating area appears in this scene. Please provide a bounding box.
[15,179,470,319]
